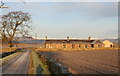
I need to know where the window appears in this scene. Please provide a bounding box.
[91,44,94,48]
[63,44,66,48]
[98,45,101,47]
[72,44,75,48]
[85,45,87,48]
[110,44,113,47]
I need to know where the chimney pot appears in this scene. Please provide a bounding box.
[88,36,91,40]
[46,36,47,39]
[67,36,69,41]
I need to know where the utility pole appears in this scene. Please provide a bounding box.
[44,36,48,48]
[35,33,37,50]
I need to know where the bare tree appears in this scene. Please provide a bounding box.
[0,11,32,48]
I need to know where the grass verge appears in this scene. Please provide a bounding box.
[0,52,21,67]
[28,51,50,75]
[28,51,34,74]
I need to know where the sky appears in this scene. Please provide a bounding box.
[1,0,119,39]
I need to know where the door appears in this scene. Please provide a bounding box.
[91,44,94,48]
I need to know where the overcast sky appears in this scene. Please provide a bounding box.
[2,1,119,39]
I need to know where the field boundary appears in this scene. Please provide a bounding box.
[37,47,120,51]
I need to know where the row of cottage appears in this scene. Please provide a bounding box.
[44,37,114,49]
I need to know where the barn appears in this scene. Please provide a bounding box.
[102,40,113,47]
[44,38,104,49]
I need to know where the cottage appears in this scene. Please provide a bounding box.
[45,37,104,49]
[102,40,113,47]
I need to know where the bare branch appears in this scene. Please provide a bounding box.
[0,11,32,47]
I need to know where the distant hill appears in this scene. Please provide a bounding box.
[18,39,45,44]
[13,37,34,41]
[9,37,120,44]
[13,37,45,44]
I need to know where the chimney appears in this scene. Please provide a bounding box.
[45,36,47,39]
[67,36,69,41]
[88,36,91,40]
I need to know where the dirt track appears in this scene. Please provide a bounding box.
[42,50,119,74]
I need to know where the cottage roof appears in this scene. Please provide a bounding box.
[91,40,103,44]
[45,39,103,44]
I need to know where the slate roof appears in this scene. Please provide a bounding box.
[91,40,103,44]
[45,39,103,44]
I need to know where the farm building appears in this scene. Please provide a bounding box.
[113,43,120,47]
[44,37,105,49]
[102,40,113,47]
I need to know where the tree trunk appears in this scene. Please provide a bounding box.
[8,41,13,51]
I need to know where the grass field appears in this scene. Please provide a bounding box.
[41,49,119,74]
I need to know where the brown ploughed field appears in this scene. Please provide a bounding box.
[41,49,119,74]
